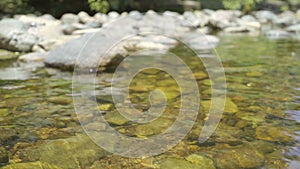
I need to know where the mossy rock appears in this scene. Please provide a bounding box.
[0,50,18,61]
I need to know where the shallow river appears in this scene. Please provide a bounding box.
[0,34,299,169]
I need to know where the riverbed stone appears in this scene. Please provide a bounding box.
[160,158,203,169]
[256,126,294,143]
[14,134,108,169]
[0,146,8,164]
[201,97,238,114]
[1,162,62,169]
[186,154,216,169]
[214,145,265,169]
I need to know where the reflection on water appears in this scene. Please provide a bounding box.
[0,35,299,168]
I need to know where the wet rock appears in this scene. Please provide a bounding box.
[186,154,216,169]
[0,50,18,60]
[264,30,291,39]
[256,126,294,143]
[14,134,107,169]
[61,13,79,25]
[0,146,8,164]
[1,161,62,169]
[214,145,265,169]
[160,158,203,169]
[286,24,300,33]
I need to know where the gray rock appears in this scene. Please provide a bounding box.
[274,11,297,26]
[18,52,48,62]
[60,13,79,25]
[0,19,27,51]
[253,10,277,23]
[241,15,257,22]
[40,14,56,21]
[44,28,132,71]
[94,13,108,24]
[286,24,300,33]
[209,10,242,29]
[182,32,220,51]
[264,29,291,39]
[0,146,8,164]
[128,10,143,20]
[224,26,251,33]
[9,32,39,51]
[78,11,93,24]
[108,11,119,20]
[181,11,202,28]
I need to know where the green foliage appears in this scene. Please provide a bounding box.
[88,0,109,13]
[221,0,263,12]
[0,0,33,14]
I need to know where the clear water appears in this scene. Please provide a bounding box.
[0,34,299,168]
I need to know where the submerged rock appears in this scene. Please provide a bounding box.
[214,145,265,169]
[0,146,8,164]
[159,158,204,169]
[201,97,238,114]
[186,154,216,169]
[14,134,108,169]
[256,126,294,143]
[1,162,62,169]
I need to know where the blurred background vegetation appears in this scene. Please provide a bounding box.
[1,0,300,17]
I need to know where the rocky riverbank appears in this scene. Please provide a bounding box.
[0,9,300,70]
